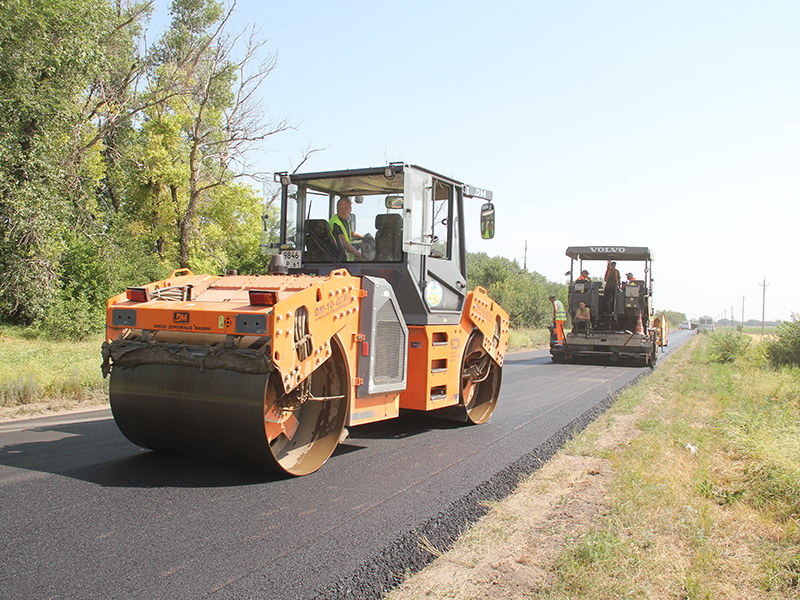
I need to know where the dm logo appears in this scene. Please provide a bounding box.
[173,311,190,324]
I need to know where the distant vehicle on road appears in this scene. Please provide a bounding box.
[679,320,691,330]
[697,316,714,333]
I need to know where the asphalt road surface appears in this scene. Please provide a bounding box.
[0,330,693,600]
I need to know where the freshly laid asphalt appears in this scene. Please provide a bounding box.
[0,330,693,600]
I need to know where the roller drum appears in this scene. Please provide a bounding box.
[110,363,274,469]
[109,341,349,476]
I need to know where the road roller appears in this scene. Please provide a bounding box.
[103,163,509,476]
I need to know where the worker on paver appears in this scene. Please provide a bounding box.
[550,294,567,344]
[573,300,591,333]
[604,261,620,313]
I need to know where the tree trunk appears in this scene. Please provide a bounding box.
[172,183,190,269]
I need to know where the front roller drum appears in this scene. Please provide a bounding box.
[109,343,349,477]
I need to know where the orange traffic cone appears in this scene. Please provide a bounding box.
[635,315,644,334]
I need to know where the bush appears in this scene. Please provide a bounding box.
[765,315,800,368]
[708,329,751,363]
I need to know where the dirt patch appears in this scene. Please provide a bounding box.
[388,403,648,600]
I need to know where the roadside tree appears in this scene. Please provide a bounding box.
[136,0,288,269]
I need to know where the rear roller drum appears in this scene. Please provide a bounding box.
[458,331,502,425]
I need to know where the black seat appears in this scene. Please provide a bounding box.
[304,219,341,262]
[375,213,403,261]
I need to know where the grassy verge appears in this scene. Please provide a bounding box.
[390,334,800,600]
[742,326,779,335]
[540,336,800,599]
[508,327,550,351]
[0,326,108,419]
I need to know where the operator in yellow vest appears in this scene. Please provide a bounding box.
[329,196,363,261]
[550,294,567,344]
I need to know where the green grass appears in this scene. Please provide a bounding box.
[0,326,107,413]
[742,325,779,334]
[538,335,800,600]
[508,327,549,351]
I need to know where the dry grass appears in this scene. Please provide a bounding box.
[0,327,108,420]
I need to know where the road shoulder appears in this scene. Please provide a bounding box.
[387,400,649,599]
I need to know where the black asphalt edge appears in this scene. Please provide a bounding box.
[308,370,649,600]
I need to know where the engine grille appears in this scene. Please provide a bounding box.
[375,302,405,383]
[357,276,408,396]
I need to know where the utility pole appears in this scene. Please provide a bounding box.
[731,304,735,328]
[760,277,769,336]
[741,294,746,329]
[523,240,527,272]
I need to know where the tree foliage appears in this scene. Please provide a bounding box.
[467,253,566,329]
[0,0,283,337]
[662,310,687,329]
[0,0,121,324]
[765,315,800,369]
[0,0,567,339]
[137,0,287,268]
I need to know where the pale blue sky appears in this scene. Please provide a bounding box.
[150,1,800,321]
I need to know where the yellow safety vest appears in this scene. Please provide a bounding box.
[554,300,566,321]
[329,215,352,261]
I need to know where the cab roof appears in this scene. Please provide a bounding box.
[282,164,493,200]
[566,246,653,261]
[284,165,405,195]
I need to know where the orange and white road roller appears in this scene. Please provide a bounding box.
[103,164,509,476]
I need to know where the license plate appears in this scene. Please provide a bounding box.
[281,250,301,269]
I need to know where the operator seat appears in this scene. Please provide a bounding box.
[304,219,341,262]
[375,213,403,261]
[571,280,601,328]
